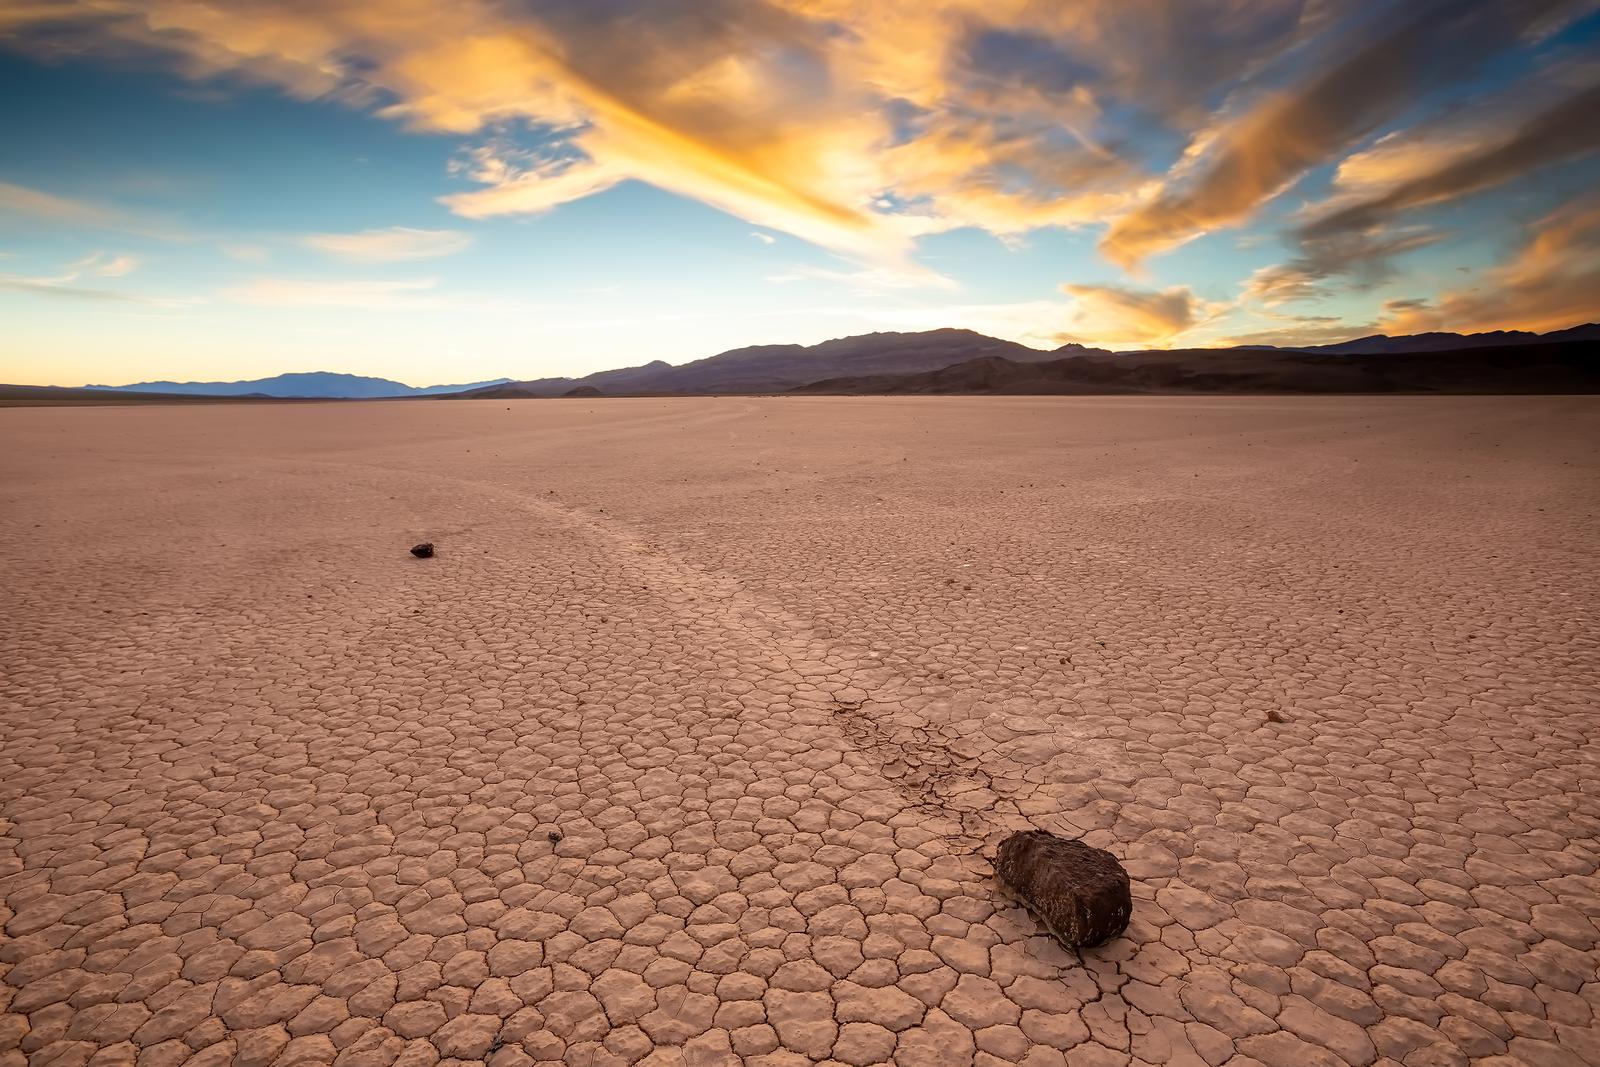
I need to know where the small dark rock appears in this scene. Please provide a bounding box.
[1266,709,1286,723]
[547,831,562,844]
[995,829,1131,949]
[410,542,434,559]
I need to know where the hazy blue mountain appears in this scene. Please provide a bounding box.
[86,371,512,398]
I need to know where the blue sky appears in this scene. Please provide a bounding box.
[1,1,1597,387]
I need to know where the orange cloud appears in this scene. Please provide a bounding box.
[1057,282,1216,347]
[1301,80,1600,243]
[1380,191,1600,335]
[4,1,926,265]
[0,0,1162,273]
[1233,60,1600,306]
[6,0,1595,342]
[1100,1,1581,267]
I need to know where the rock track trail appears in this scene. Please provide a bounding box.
[2,395,1597,1067]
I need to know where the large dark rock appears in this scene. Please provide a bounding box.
[995,830,1132,948]
[410,542,434,558]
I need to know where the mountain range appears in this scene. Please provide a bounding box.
[459,323,1600,398]
[1239,322,1600,355]
[462,329,1068,398]
[85,371,512,399]
[11,322,1595,403]
[795,340,1600,395]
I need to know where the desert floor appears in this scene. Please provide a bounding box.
[2,395,1597,1067]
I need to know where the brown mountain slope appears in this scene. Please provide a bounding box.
[1263,321,1600,355]
[456,329,1084,397]
[457,323,1600,399]
[793,341,1600,395]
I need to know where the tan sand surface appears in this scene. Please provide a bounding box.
[2,395,1598,1067]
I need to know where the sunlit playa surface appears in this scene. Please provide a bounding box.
[3,396,1597,1066]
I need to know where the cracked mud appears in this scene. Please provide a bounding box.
[2,396,1597,1066]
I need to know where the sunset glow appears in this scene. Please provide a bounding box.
[2,0,1597,385]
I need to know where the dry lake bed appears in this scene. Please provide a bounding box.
[2,395,1598,1067]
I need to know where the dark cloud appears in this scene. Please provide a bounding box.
[1381,187,1600,333]
[1102,0,1584,265]
[1300,80,1600,241]
[1243,228,1445,304]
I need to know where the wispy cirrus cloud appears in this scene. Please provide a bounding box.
[0,249,155,302]
[0,181,127,228]
[222,276,442,310]
[65,252,140,279]
[303,226,472,262]
[439,148,624,220]
[0,180,186,240]
[222,243,270,263]
[68,251,141,277]
[0,278,144,302]
[766,262,959,291]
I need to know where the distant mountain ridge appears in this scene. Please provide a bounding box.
[26,321,1597,404]
[795,341,1600,395]
[462,323,1599,398]
[86,371,512,399]
[1240,322,1600,354]
[461,329,1085,398]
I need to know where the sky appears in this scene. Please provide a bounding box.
[2,0,1598,388]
